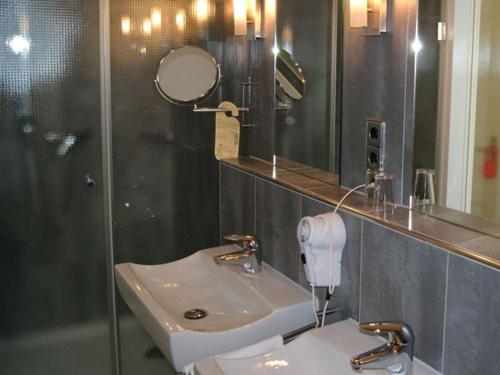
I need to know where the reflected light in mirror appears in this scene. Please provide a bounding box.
[176,9,186,31]
[121,16,131,35]
[6,35,31,55]
[142,18,152,35]
[350,0,368,28]
[247,0,256,21]
[233,0,247,35]
[265,0,276,17]
[282,25,293,51]
[412,37,423,53]
[20,12,30,35]
[266,0,276,35]
[195,0,209,22]
[254,1,262,37]
[151,8,162,29]
[272,43,279,56]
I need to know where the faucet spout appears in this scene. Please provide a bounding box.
[214,234,262,273]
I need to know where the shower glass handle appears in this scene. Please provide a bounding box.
[84,174,95,187]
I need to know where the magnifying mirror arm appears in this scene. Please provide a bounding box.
[192,105,250,113]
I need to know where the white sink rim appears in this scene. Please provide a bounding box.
[115,245,316,372]
[117,251,274,333]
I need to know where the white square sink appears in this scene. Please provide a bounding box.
[193,319,441,375]
[115,245,315,372]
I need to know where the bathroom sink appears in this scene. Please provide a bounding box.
[115,245,315,372]
[192,319,441,375]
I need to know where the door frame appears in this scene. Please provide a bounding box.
[437,0,481,212]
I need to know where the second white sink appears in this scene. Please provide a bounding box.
[193,319,441,375]
[115,245,316,372]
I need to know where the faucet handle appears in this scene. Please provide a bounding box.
[224,234,256,243]
[223,234,262,264]
[224,234,260,251]
[359,322,414,352]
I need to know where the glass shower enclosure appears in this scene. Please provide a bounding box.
[0,0,115,373]
[0,0,221,373]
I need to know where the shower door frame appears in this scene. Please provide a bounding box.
[99,0,120,373]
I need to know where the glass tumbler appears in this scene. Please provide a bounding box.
[374,171,396,214]
[413,168,436,206]
[364,168,377,199]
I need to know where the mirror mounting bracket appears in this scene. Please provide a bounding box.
[192,77,257,128]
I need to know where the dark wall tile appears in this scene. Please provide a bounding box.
[300,196,362,321]
[443,255,500,375]
[220,165,256,242]
[255,178,301,282]
[360,221,447,371]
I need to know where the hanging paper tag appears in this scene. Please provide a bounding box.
[215,101,240,160]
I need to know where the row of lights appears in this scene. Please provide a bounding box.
[121,6,192,36]
[120,0,261,37]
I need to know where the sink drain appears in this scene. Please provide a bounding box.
[184,309,208,320]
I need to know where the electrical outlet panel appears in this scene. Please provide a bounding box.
[366,119,386,170]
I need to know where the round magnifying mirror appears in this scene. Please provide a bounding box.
[276,48,306,103]
[155,46,221,105]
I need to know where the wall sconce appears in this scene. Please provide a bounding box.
[233,0,263,37]
[142,18,152,36]
[176,9,186,32]
[121,16,131,35]
[151,8,162,30]
[233,0,247,35]
[195,0,209,22]
[350,0,387,36]
[350,0,368,28]
[252,0,263,38]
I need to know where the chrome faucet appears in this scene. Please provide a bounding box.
[351,322,414,375]
[214,234,262,274]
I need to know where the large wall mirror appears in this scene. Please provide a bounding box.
[273,0,341,181]
[413,0,500,235]
[270,0,500,238]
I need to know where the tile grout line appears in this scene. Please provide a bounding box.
[358,219,364,321]
[219,163,222,245]
[254,175,257,234]
[299,194,303,285]
[441,252,450,374]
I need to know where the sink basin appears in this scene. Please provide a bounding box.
[115,245,315,372]
[193,319,441,375]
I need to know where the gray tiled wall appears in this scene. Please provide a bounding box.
[220,163,500,374]
[360,221,447,370]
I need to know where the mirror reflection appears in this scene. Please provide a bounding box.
[414,0,500,232]
[275,48,306,104]
[274,0,340,175]
[272,0,500,238]
[154,46,220,105]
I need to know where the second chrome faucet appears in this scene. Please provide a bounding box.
[351,321,415,375]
